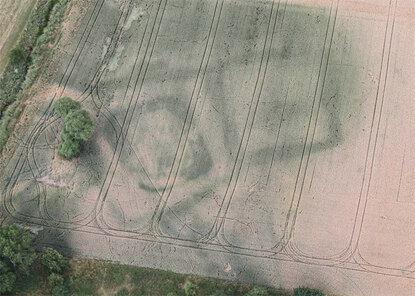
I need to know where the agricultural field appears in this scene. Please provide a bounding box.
[0,0,37,72]
[1,0,415,295]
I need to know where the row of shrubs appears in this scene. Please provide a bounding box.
[174,280,324,296]
[0,0,70,152]
[0,224,327,296]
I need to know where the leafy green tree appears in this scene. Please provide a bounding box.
[53,97,94,160]
[64,109,95,141]
[0,224,36,274]
[0,260,16,294]
[40,247,70,275]
[58,133,83,160]
[0,224,36,293]
[293,287,325,296]
[53,97,81,119]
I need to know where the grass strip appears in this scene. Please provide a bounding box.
[0,0,69,152]
[15,258,293,296]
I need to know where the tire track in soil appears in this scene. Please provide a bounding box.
[94,0,169,230]
[39,0,133,223]
[215,0,284,246]
[3,0,106,223]
[5,0,133,226]
[4,0,414,282]
[286,0,345,260]
[31,0,131,223]
[354,0,398,264]
[277,0,335,251]
[149,0,225,235]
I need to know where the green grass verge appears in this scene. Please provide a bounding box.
[0,0,70,152]
[15,258,294,296]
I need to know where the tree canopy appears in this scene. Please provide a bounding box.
[53,96,81,119]
[53,96,95,160]
[0,224,36,293]
[58,131,84,160]
[63,109,95,141]
[40,247,70,275]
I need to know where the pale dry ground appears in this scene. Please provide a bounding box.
[1,0,415,295]
[0,0,37,72]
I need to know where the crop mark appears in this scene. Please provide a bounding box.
[281,0,336,248]
[149,0,225,235]
[217,0,284,245]
[288,0,340,245]
[96,0,169,231]
[3,0,415,284]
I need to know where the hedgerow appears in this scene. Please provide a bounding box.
[0,0,70,153]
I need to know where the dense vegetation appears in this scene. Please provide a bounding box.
[0,224,36,294]
[0,224,326,295]
[53,97,95,160]
[0,0,70,152]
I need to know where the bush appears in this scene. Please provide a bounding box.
[293,287,325,296]
[64,109,95,141]
[53,97,81,118]
[69,260,106,295]
[48,273,64,287]
[104,264,125,289]
[8,47,26,65]
[58,132,84,160]
[245,287,270,296]
[184,280,198,296]
[54,103,95,160]
[40,247,70,275]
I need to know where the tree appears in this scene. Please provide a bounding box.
[40,247,70,275]
[0,260,16,294]
[0,224,36,293]
[58,133,83,160]
[53,97,95,160]
[63,110,95,141]
[0,224,36,274]
[53,97,81,119]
